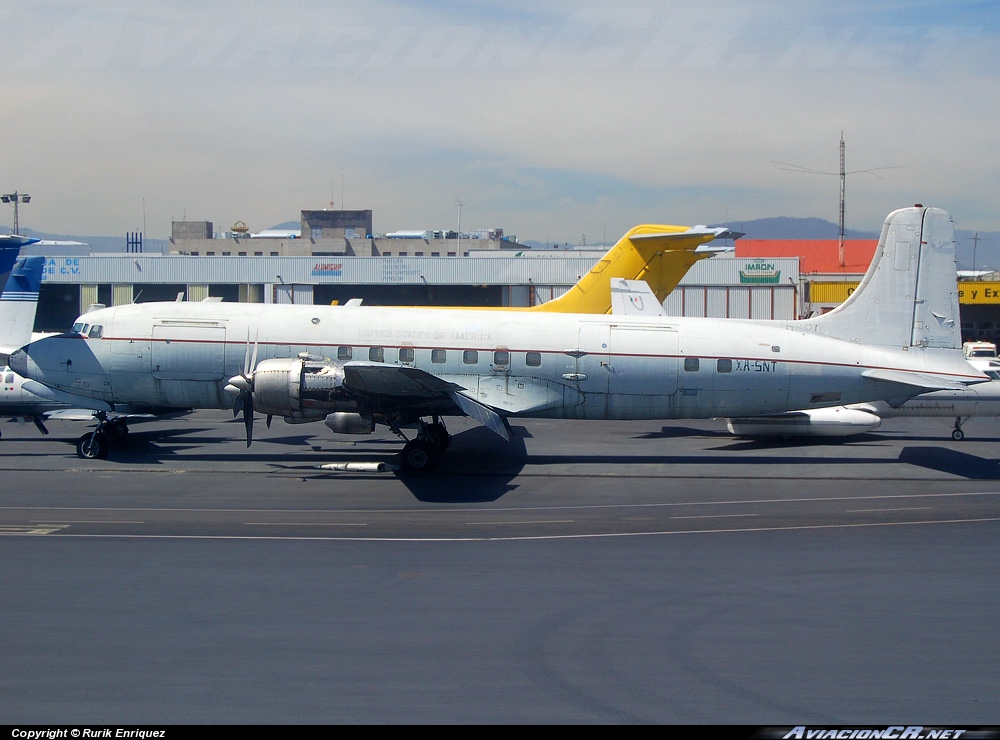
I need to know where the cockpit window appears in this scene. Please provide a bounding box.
[71,322,85,333]
[987,370,1000,380]
[88,325,103,339]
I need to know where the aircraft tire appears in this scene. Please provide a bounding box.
[102,420,128,441]
[952,428,965,441]
[401,438,437,471]
[76,432,110,460]
[426,422,452,451]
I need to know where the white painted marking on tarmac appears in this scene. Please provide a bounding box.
[669,513,759,520]
[847,507,933,513]
[5,517,998,542]
[2,489,999,517]
[244,522,368,526]
[32,520,142,524]
[465,520,574,525]
[0,524,69,535]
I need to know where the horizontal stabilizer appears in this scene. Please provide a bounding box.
[449,391,512,441]
[630,225,742,246]
[861,368,984,392]
[343,363,465,397]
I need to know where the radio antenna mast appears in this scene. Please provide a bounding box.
[773,133,899,267]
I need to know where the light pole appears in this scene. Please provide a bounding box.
[1,191,31,234]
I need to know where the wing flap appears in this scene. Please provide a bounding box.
[449,391,511,441]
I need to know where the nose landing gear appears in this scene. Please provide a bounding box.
[74,413,129,459]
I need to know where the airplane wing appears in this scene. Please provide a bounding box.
[342,363,514,440]
[343,363,465,397]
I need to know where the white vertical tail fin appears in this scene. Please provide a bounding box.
[809,205,961,349]
[610,278,667,317]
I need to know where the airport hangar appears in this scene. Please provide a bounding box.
[19,207,1000,343]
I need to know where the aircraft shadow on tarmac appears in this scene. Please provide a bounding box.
[38,420,1000,496]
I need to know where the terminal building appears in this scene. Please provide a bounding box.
[18,206,1000,345]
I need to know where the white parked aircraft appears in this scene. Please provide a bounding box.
[0,221,735,455]
[9,206,986,467]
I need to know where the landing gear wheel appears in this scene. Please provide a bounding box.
[952,428,965,441]
[76,432,110,460]
[103,420,129,441]
[400,438,437,471]
[425,422,452,451]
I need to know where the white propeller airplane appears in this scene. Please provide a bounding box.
[9,205,987,468]
[0,220,733,458]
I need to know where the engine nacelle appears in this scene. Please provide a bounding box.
[251,356,358,418]
[324,412,375,435]
[726,407,882,438]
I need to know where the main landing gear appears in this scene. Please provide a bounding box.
[394,417,452,471]
[75,413,129,460]
[952,416,968,441]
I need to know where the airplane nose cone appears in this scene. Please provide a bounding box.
[8,348,27,376]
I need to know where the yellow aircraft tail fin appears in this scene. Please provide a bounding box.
[529,224,737,314]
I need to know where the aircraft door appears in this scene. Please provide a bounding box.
[562,323,611,418]
[151,322,228,408]
[607,325,679,418]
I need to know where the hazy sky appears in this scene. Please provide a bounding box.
[1,1,997,243]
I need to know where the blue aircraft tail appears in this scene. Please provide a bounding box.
[0,255,46,357]
[0,235,40,288]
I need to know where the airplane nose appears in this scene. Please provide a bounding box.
[8,348,27,376]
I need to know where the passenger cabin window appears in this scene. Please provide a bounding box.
[717,359,732,373]
[493,350,510,366]
[399,347,414,363]
[4,373,13,384]
[337,346,352,361]
[369,347,384,362]
[431,349,446,364]
[525,352,542,367]
[684,357,699,372]
[463,350,478,365]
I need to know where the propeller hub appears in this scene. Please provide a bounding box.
[227,375,252,393]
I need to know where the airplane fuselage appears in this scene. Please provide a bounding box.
[11,301,983,423]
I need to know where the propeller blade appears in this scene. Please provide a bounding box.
[243,391,254,447]
[266,414,272,429]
